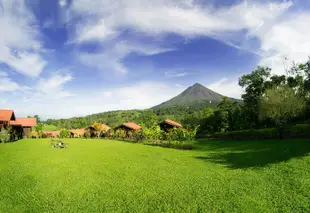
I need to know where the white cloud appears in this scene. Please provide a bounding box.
[0,99,7,106]
[165,71,188,78]
[68,0,295,74]
[5,52,47,77]
[99,82,183,109]
[36,73,74,98]
[0,71,8,77]
[207,77,243,99]
[0,0,47,77]
[3,81,184,119]
[0,77,20,92]
[79,41,174,72]
[59,0,67,8]
[255,13,310,75]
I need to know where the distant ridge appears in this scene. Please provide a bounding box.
[152,83,240,109]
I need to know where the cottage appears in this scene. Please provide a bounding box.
[0,109,23,139]
[10,118,37,137]
[86,124,111,137]
[0,109,16,128]
[69,129,86,138]
[114,122,141,137]
[43,131,60,138]
[159,119,182,132]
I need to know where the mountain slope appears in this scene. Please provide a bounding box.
[152,83,239,109]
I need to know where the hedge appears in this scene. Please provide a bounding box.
[213,124,310,140]
[289,124,310,139]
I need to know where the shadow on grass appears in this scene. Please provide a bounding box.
[194,139,310,169]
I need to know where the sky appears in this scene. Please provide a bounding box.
[0,0,310,119]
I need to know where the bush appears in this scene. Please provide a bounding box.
[59,129,70,138]
[289,124,310,138]
[38,130,44,138]
[132,130,144,142]
[165,126,199,142]
[114,129,126,140]
[213,128,279,140]
[213,125,310,140]
[0,128,10,143]
[142,124,163,142]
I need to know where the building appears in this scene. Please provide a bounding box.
[10,118,37,137]
[69,129,86,138]
[0,109,23,139]
[0,109,16,128]
[159,119,182,132]
[43,131,60,138]
[114,122,141,137]
[86,124,111,137]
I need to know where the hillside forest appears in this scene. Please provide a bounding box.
[44,59,310,136]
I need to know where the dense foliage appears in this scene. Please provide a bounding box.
[0,128,10,143]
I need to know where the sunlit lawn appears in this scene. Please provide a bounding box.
[1,138,310,212]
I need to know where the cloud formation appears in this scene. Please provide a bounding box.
[0,0,47,77]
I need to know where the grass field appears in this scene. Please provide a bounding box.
[1,139,310,212]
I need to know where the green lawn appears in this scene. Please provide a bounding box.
[1,139,310,212]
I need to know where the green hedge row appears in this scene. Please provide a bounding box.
[213,124,310,140]
[289,124,310,138]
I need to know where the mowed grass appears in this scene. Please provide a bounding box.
[1,139,310,212]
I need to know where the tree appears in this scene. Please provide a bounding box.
[239,66,271,128]
[259,85,306,138]
[34,115,40,123]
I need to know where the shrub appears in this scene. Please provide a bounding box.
[132,130,145,142]
[0,128,10,143]
[142,124,164,142]
[59,129,70,138]
[213,128,279,140]
[164,126,199,143]
[290,124,310,138]
[38,130,44,138]
[114,129,126,140]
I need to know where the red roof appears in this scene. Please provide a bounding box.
[69,129,86,135]
[122,122,141,130]
[162,119,182,128]
[10,118,37,127]
[0,109,15,121]
[43,131,60,137]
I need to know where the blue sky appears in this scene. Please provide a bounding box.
[0,0,310,119]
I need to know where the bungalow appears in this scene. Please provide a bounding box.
[69,129,86,138]
[0,109,16,128]
[10,118,37,137]
[159,119,182,132]
[86,124,111,137]
[0,109,23,139]
[114,122,141,137]
[43,131,60,138]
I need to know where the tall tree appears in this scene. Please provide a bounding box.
[239,66,271,128]
[34,115,40,123]
[259,85,306,138]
